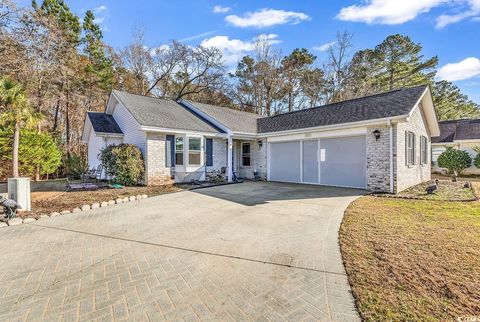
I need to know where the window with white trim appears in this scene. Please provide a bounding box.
[241,143,251,166]
[188,137,201,165]
[175,137,184,165]
[406,131,415,166]
[420,135,428,165]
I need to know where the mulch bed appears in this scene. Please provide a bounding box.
[21,185,183,218]
[372,179,477,201]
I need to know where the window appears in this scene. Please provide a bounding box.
[405,131,415,166]
[175,137,184,165]
[188,137,201,165]
[420,136,428,165]
[242,143,251,166]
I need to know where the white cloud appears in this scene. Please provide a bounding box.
[436,57,480,81]
[336,0,445,24]
[201,34,280,65]
[93,5,107,14]
[313,41,336,52]
[435,0,480,28]
[213,5,231,14]
[225,8,310,28]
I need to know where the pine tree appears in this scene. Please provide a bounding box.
[370,34,438,91]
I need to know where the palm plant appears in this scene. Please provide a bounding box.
[0,77,37,177]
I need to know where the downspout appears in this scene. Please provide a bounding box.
[388,119,394,193]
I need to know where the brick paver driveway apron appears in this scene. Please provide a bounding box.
[0,182,363,321]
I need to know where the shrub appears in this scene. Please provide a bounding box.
[437,147,472,174]
[99,144,144,186]
[66,154,88,180]
[473,147,480,169]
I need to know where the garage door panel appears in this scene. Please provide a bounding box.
[320,136,366,188]
[269,142,301,182]
[302,140,319,183]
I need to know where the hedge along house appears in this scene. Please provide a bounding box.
[82,85,440,192]
[431,119,480,174]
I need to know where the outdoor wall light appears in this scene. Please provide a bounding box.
[373,129,381,141]
[258,140,263,148]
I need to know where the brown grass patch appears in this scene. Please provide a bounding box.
[340,196,480,321]
[23,185,182,218]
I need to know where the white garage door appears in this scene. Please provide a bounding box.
[269,141,301,182]
[320,136,366,188]
[269,135,366,189]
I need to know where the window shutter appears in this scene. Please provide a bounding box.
[420,137,424,164]
[405,131,408,166]
[412,133,417,164]
[206,138,213,167]
[166,135,175,167]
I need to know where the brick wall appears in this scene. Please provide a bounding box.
[237,139,267,180]
[145,133,174,186]
[396,104,431,192]
[366,125,396,192]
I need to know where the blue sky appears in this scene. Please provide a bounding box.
[19,0,480,103]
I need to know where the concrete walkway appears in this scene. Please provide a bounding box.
[0,182,363,321]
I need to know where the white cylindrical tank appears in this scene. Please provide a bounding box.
[7,177,31,211]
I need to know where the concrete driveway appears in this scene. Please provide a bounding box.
[0,182,363,321]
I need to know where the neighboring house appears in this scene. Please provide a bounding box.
[432,119,480,174]
[81,85,440,192]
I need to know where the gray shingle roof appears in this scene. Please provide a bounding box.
[257,85,428,133]
[432,119,480,143]
[112,91,224,134]
[87,112,123,134]
[185,100,263,134]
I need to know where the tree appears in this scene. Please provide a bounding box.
[120,28,152,94]
[83,10,114,93]
[437,147,472,175]
[231,35,285,115]
[0,78,38,177]
[432,81,480,121]
[281,48,316,112]
[0,129,61,178]
[325,31,354,102]
[300,67,326,107]
[369,34,438,91]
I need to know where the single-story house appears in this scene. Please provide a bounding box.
[81,85,440,193]
[432,119,480,174]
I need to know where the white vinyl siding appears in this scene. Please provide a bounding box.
[87,127,103,169]
[112,102,146,154]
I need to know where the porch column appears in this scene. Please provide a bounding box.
[227,136,233,182]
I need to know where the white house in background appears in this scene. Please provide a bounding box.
[81,85,440,193]
[432,119,480,174]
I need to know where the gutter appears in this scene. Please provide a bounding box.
[387,119,394,194]
[259,115,408,137]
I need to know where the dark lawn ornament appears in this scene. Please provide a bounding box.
[0,196,21,220]
[464,182,471,189]
[425,179,439,194]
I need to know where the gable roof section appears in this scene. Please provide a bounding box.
[432,119,480,143]
[184,100,263,134]
[112,90,224,134]
[257,85,429,133]
[87,112,123,134]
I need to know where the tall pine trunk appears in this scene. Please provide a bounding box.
[12,122,20,178]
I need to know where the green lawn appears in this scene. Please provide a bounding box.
[340,196,480,321]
